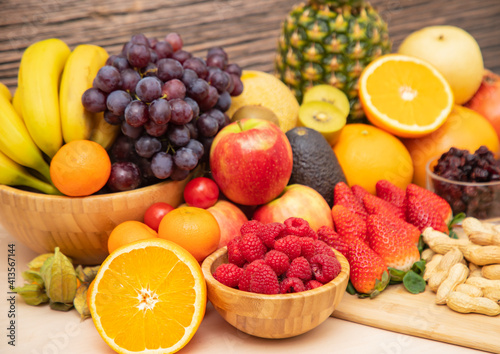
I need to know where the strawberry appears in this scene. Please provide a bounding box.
[331,204,367,243]
[346,236,389,297]
[351,184,371,204]
[366,214,421,272]
[317,225,349,256]
[404,186,449,234]
[385,214,422,245]
[334,182,368,221]
[375,180,405,211]
[405,184,452,224]
[362,193,405,220]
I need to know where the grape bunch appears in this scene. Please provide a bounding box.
[82,33,243,192]
[432,146,500,219]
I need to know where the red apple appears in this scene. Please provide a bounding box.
[252,184,334,231]
[209,118,293,206]
[207,200,248,248]
[465,69,500,140]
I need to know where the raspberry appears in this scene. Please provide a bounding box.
[274,235,302,260]
[227,237,246,267]
[213,263,244,288]
[300,237,317,261]
[240,220,264,236]
[317,226,348,256]
[238,259,265,291]
[264,250,290,276]
[310,254,341,284]
[280,277,305,293]
[305,280,323,290]
[286,256,312,282]
[249,263,279,294]
[259,222,286,248]
[240,233,267,263]
[284,217,317,239]
[314,240,337,259]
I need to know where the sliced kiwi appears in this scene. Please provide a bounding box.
[231,105,280,128]
[298,101,347,145]
[303,85,350,119]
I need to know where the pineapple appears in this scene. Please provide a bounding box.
[275,0,391,123]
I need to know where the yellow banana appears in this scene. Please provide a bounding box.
[0,150,61,195]
[19,38,70,158]
[0,82,11,101]
[12,87,23,119]
[90,111,120,150]
[0,93,52,182]
[60,44,108,143]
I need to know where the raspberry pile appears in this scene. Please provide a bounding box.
[213,218,342,294]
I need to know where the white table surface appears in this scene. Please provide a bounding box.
[0,223,488,354]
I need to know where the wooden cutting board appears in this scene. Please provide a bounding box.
[332,284,500,353]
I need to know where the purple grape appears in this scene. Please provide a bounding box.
[140,62,158,77]
[144,120,168,137]
[230,74,244,96]
[196,113,219,137]
[105,54,117,66]
[127,44,151,68]
[207,109,226,129]
[198,85,219,111]
[148,49,158,64]
[157,58,184,82]
[171,50,192,64]
[93,66,121,93]
[121,121,144,139]
[187,78,209,102]
[111,135,135,161]
[130,33,150,47]
[120,68,141,94]
[82,88,107,113]
[185,121,199,139]
[135,135,162,158]
[165,32,183,52]
[162,79,186,100]
[199,136,214,161]
[215,90,231,112]
[183,57,208,80]
[208,69,230,93]
[135,77,162,103]
[124,100,149,127]
[121,41,133,56]
[186,139,204,159]
[148,98,171,125]
[174,147,198,170]
[225,63,242,77]
[107,161,141,192]
[206,54,227,69]
[184,97,200,118]
[111,55,130,71]
[167,124,190,147]
[169,98,193,125]
[207,47,228,60]
[136,156,157,184]
[155,41,173,60]
[148,37,159,48]
[181,69,198,89]
[170,166,190,181]
[151,152,174,179]
[104,110,122,125]
[106,90,132,116]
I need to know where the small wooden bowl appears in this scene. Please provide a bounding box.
[0,178,190,265]
[201,247,350,339]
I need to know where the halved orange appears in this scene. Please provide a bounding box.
[359,54,454,138]
[88,238,207,354]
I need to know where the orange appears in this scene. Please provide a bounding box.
[402,105,500,187]
[88,238,207,354]
[359,54,454,138]
[86,279,95,309]
[158,206,220,263]
[333,124,413,195]
[107,220,158,254]
[50,139,111,196]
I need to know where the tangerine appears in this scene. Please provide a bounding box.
[50,140,111,196]
[158,206,220,263]
[333,124,413,195]
[107,220,157,254]
[402,105,500,187]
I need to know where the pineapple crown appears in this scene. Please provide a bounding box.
[310,0,365,6]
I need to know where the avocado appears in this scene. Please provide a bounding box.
[286,127,347,207]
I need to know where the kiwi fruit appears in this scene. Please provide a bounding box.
[231,105,280,128]
[297,101,346,145]
[303,84,350,118]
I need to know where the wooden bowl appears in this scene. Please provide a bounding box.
[0,178,191,265]
[201,247,350,339]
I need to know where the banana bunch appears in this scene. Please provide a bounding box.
[0,38,120,194]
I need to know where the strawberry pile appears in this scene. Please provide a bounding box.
[323,181,453,298]
[213,218,343,294]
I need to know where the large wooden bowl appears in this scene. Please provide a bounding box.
[201,247,350,339]
[0,178,190,265]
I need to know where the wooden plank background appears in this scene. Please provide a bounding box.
[0,0,499,92]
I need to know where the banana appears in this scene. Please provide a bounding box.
[0,150,61,195]
[0,93,52,182]
[12,87,23,119]
[90,111,120,150]
[19,38,70,158]
[0,82,11,101]
[60,44,108,143]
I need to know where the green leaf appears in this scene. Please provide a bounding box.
[402,270,426,294]
[388,267,406,283]
[417,235,426,253]
[411,260,426,276]
[346,281,357,295]
[449,212,466,229]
